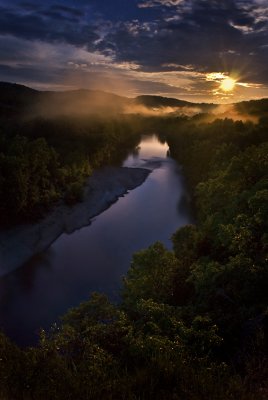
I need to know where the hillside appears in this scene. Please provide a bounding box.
[0,82,221,118]
[0,82,267,120]
[134,94,216,113]
[234,98,268,118]
[0,82,128,118]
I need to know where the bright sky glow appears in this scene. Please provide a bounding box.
[0,0,267,103]
[220,78,236,92]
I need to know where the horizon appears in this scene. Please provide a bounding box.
[2,80,268,106]
[0,1,268,103]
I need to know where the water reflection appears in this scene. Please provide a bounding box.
[0,135,192,346]
[123,135,169,167]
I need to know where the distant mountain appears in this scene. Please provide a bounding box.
[35,89,128,117]
[133,95,217,113]
[0,82,267,119]
[135,95,192,108]
[0,82,39,115]
[0,82,216,118]
[234,98,268,118]
[0,82,128,118]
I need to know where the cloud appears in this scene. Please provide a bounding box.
[138,0,185,8]
[0,3,98,49]
[97,0,268,87]
[50,5,85,17]
[0,0,267,102]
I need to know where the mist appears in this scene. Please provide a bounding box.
[212,104,259,123]
[31,90,127,119]
[13,82,259,125]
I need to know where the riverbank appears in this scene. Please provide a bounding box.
[0,166,150,277]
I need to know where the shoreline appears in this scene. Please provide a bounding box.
[0,166,151,277]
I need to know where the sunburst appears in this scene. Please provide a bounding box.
[220,77,236,92]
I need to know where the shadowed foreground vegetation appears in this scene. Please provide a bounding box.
[0,101,268,398]
[0,114,145,225]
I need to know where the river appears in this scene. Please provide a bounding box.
[0,135,192,346]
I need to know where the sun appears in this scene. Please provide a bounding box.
[220,77,236,92]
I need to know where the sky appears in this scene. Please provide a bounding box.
[0,0,267,103]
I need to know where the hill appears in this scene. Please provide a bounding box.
[0,82,129,118]
[134,94,216,113]
[0,82,267,119]
[0,82,217,118]
[234,98,268,118]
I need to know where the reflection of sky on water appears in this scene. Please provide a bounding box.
[124,135,169,166]
[0,135,192,346]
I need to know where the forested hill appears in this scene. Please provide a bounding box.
[0,103,267,399]
[0,80,267,398]
[1,81,268,120]
[0,82,128,118]
[0,81,267,225]
[234,98,268,118]
[0,82,39,115]
[0,83,147,225]
[0,82,212,117]
[134,94,216,112]
[1,81,266,118]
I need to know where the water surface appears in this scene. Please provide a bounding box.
[0,135,192,346]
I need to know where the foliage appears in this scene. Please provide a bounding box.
[0,111,268,398]
[0,115,142,225]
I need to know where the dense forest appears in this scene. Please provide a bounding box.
[0,114,145,224]
[0,84,268,399]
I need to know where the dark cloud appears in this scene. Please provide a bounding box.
[128,78,196,96]
[0,63,63,85]
[0,4,99,49]
[50,5,85,17]
[18,2,40,11]
[38,10,79,23]
[94,0,268,86]
[0,0,267,100]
